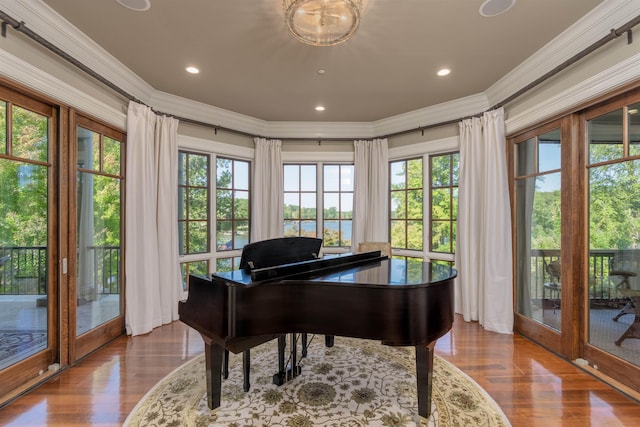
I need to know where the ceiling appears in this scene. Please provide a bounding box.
[40,0,604,123]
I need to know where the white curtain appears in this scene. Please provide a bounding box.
[352,138,389,252]
[250,137,283,241]
[455,108,513,334]
[125,101,181,336]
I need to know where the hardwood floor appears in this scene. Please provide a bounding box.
[0,315,638,426]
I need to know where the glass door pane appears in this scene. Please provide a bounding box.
[514,129,562,331]
[588,160,640,367]
[0,103,51,370]
[76,126,122,336]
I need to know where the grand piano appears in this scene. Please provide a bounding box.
[179,237,457,421]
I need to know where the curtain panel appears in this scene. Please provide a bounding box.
[455,108,514,334]
[352,138,389,252]
[125,101,181,336]
[250,137,284,242]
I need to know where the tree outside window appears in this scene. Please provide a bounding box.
[430,153,459,254]
[323,164,353,247]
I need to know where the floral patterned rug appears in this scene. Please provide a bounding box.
[124,336,510,426]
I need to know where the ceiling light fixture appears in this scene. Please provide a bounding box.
[315,106,325,111]
[185,66,200,74]
[437,68,451,77]
[283,0,363,47]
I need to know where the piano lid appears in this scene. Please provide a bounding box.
[213,254,456,289]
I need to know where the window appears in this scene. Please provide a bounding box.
[178,151,209,255]
[390,158,423,251]
[430,152,459,254]
[281,162,354,250]
[216,157,250,251]
[178,153,250,278]
[284,164,317,237]
[179,150,210,288]
[323,164,354,247]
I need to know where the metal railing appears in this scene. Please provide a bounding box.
[0,246,121,295]
[0,245,634,300]
[0,246,47,295]
[530,249,636,303]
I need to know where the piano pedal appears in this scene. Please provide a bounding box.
[272,364,302,386]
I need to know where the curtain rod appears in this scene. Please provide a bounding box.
[1,10,638,141]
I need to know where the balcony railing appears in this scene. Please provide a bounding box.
[530,249,636,304]
[0,246,634,300]
[0,246,121,296]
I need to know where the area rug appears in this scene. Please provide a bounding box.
[123,336,510,427]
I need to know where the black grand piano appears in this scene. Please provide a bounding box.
[179,237,456,420]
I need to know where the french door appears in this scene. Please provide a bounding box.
[0,82,126,403]
[69,113,125,361]
[511,87,640,393]
[0,83,59,397]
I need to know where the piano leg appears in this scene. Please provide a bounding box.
[203,339,224,411]
[301,333,308,357]
[289,333,298,380]
[415,341,436,421]
[273,335,287,385]
[242,349,251,392]
[325,335,335,347]
[222,350,229,379]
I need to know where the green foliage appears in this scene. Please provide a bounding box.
[0,105,49,248]
[531,188,561,250]
[390,158,426,250]
[0,159,48,246]
[589,159,640,249]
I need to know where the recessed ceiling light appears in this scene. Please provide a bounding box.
[437,68,451,77]
[479,0,516,17]
[315,106,325,111]
[116,0,150,12]
[185,66,200,74]
[317,69,326,75]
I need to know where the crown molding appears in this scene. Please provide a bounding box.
[372,94,490,137]
[178,134,254,159]
[485,0,639,107]
[282,151,355,162]
[389,136,460,160]
[0,48,126,128]
[505,51,640,134]
[1,0,155,103]
[150,90,268,136]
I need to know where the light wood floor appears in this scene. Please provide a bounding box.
[0,315,639,426]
